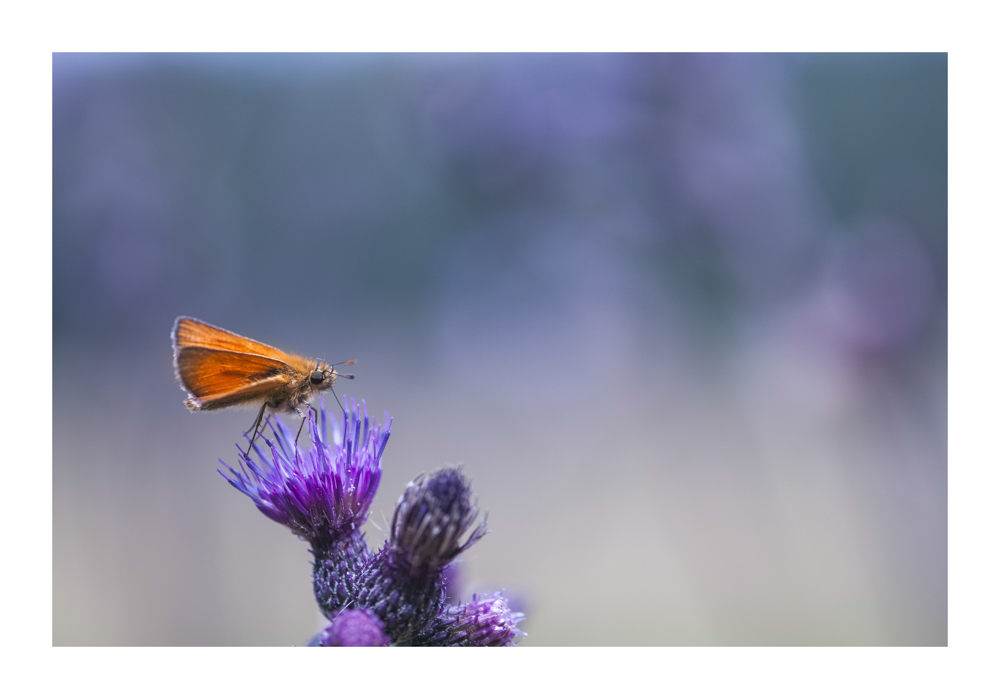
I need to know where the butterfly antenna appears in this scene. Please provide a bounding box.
[332,359,355,380]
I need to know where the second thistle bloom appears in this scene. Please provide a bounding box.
[352,467,489,643]
[390,467,489,576]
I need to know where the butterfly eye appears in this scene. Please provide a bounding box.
[310,370,325,384]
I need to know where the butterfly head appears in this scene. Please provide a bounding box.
[310,360,355,393]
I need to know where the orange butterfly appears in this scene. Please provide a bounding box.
[172,316,353,451]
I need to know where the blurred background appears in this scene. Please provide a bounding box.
[53,53,946,646]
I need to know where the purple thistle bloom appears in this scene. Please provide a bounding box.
[219,397,389,541]
[310,608,390,647]
[220,398,391,615]
[352,467,489,644]
[412,592,526,647]
[219,403,525,645]
[390,467,489,575]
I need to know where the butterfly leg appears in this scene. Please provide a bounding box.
[244,402,270,457]
[329,388,346,416]
[293,404,321,445]
[293,406,308,445]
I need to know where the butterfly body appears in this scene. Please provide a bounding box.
[172,317,350,445]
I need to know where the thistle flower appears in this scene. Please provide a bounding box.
[351,467,489,644]
[219,398,391,616]
[411,592,526,647]
[310,608,390,647]
[219,402,525,646]
[392,467,489,575]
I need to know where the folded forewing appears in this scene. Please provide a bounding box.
[173,317,299,364]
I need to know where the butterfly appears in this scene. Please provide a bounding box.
[172,316,353,452]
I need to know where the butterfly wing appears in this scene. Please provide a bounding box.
[175,346,298,411]
[173,316,302,364]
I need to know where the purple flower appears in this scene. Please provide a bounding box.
[412,593,526,647]
[220,398,389,541]
[352,467,489,643]
[310,608,390,647]
[220,398,391,615]
[220,404,525,645]
[390,467,489,575]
